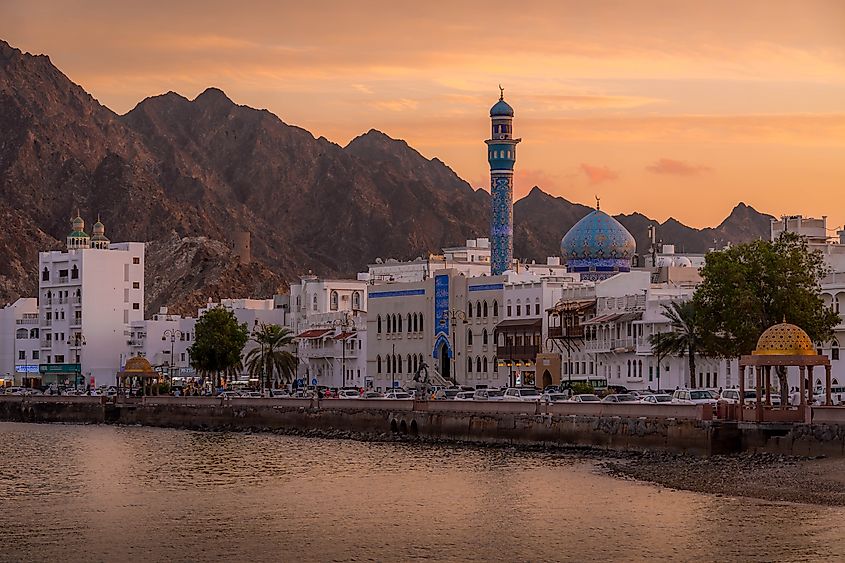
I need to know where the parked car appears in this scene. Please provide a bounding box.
[639,394,673,404]
[605,385,629,395]
[601,393,637,403]
[337,389,361,399]
[502,387,542,402]
[270,389,291,397]
[454,391,475,401]
[433,388,461,401]
[218,391,240,399]
[570,394,601,403]
[243,391,263,398]
[541,392,570,403]
[719,389,757,404]
[361,391,384,399]
[542,385,560,394]
[628,390,653,398]
[473,388,505,401]
[672,389,718,405]
[384,391,412,400]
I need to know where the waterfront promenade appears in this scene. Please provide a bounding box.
[3,395,845,458]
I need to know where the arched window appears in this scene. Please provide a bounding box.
[398,314,402,333]
[42,267,49,281]
[627,360,631,377]
[330,291,338,311]
[493,300,499,317]
[482,329,488,345]
[467,357,473,373]
[476,302,482,318]
[493,357,498,372]
[377,315,382,334]
[467,329,473,346]
[312,294,318,312]
[476,357,482,373]
[407,354,412,374]
[483,356,488,373]
[352,291,361,310]
[407,313,412,333]
[386,315,391,333]
[467,301,473,318]
[16,328,27,339]
[412,313,418,333]
[398,355,403,373]
[296,295,301,310]
[377,355,382,374]
[387,355,393,373]
[413,355,418,373]
[833,338,840,361]
[638,360,643,377]
[420,315,424,332]
[71,265,79,280]
[483,301,488,317]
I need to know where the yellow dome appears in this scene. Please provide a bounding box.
[123,356,155,373]
[753,322,816,356]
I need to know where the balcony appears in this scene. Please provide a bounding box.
[71,297,82,306]
[43,319,52,327]
[40,338,52,348]
[549,326,585,339]
[57,276,69,284]
[70,318,82,328]
[16,318,39,325]
[496,345,540,361]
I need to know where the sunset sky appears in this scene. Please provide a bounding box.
[4,0,844,230]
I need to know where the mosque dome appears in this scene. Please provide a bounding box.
[68,213,88,238]
[753,322,816,356]
[674,256,692,268]
[561,209,636,262]
[490,98,514,117]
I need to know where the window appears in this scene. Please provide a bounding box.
[16,328,27,339]
[407,355,412,374]
[377,355,382,374]
[482,329,489,345]
[312,294,317,312]
[18,351,25,360]
[483,301,488,317]
[133,257,140,265]
[59,269,68,278]
[467,301,473,318]
[407,313,412,333]
[330,291,339,311]
[467,329,473,346]
[493,301,499,317]
[55,355,64,363]
[133,282,140,289]
[467,357,473,373]
[507,305,512,316]
[30,328,39,338]
[132,303,139,310]
[832,339,840,361]
[419,316,423,333]
[352,291,361,310]
[42,268,49,281]
[516,305,521,316]
[476,357,482,373]
[398,355,403,373]
[493,357,498,372]
[483,356,488,372]
[32,351,39,360]
[377,315,382,334]
[397,314,402,333]
[535,303,540,315]
[71,265,79,279]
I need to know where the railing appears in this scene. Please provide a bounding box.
[16,318,39,325]
[40,338,52,347]
[496,345,540,359]
[549,326,584,339]
[57,276,68,284]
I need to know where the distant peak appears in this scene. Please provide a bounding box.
[527,186,546,197]
[194,87,233,104]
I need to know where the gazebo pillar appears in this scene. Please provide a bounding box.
[807,366,815,405]
[799,366,806,406]
[826,365,833,406]
[738,363,745,408]
[755,366,763,422]
[764,366,771,406]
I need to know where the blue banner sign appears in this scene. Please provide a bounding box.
[434,274,449,338]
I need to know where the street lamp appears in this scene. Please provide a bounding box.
[440,309,467,385]
[332,311,356,390]
[162,329,184,392]
[66,333,86,391]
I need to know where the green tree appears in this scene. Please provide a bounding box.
[694,232,839,401]
[244,323,297,391]
[188,306,249,389]
[649,300,704,388]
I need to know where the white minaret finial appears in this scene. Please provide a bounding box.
[498,84,504,100]
[595,195,601,210]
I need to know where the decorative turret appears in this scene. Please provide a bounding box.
[486,86,521,275]
[90,215,110,249]
[66,211,90,251]
[560,200,636,281]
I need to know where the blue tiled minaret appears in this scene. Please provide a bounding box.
[486,87,521,275]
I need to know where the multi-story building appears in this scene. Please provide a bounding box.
[367,270,505,391]
[37,215,144,387]
[289,276,368,388]
[0,298,40,387]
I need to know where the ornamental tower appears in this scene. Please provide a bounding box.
[486,87,521,275]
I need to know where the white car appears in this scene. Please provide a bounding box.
[541,392,570,403]
[454,391,475,401]
[383,391,412,400]
[570,394,601,403]
[719,389,757,404]
[337,389,361,399]
[473,388,505,401]
[638,394,673,404]
[601,393,638,404]
[672,389,718,405]
[502,387,542,401]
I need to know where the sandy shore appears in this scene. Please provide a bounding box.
[600,451,845,506]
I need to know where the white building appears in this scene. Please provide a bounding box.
[288,276,368,388]
[37,215,144,387]
[0,298,40,386]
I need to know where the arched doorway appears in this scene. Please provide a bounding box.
[438,342,450,381]
[542,370,552,389]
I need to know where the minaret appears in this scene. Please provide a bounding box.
[486,86,521,275]
[66,211,90,251]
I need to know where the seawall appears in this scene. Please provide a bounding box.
[3,396,845,457]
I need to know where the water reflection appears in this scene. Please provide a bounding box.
[0,423,843,562]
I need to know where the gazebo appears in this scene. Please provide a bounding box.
[117,356,162,396]
[739,322,832,420]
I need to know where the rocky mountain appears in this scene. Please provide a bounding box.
[0,38,773,315]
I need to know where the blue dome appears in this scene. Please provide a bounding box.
[490,99,514,117]
[561,209,636,262]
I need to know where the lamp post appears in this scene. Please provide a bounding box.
[440,309,467,385]
[161,329,184,393]
[332,311,356,390]
[66,333,86,392]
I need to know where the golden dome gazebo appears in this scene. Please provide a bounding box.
[118,356,162,396]
[739,322,832,419]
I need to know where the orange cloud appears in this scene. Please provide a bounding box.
[580,164,619,185]
[646,158,712,176]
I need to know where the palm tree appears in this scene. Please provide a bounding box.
[649,300,703,389]
[244,323,297,391]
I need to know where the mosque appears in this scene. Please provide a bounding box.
[485,91,636,280]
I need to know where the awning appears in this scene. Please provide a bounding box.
[296,329,332,339]
[582,313,622,325]
[547,299,596,313]
[333,331,357,341]
[616,312,643,322]
[495,319,543,330]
